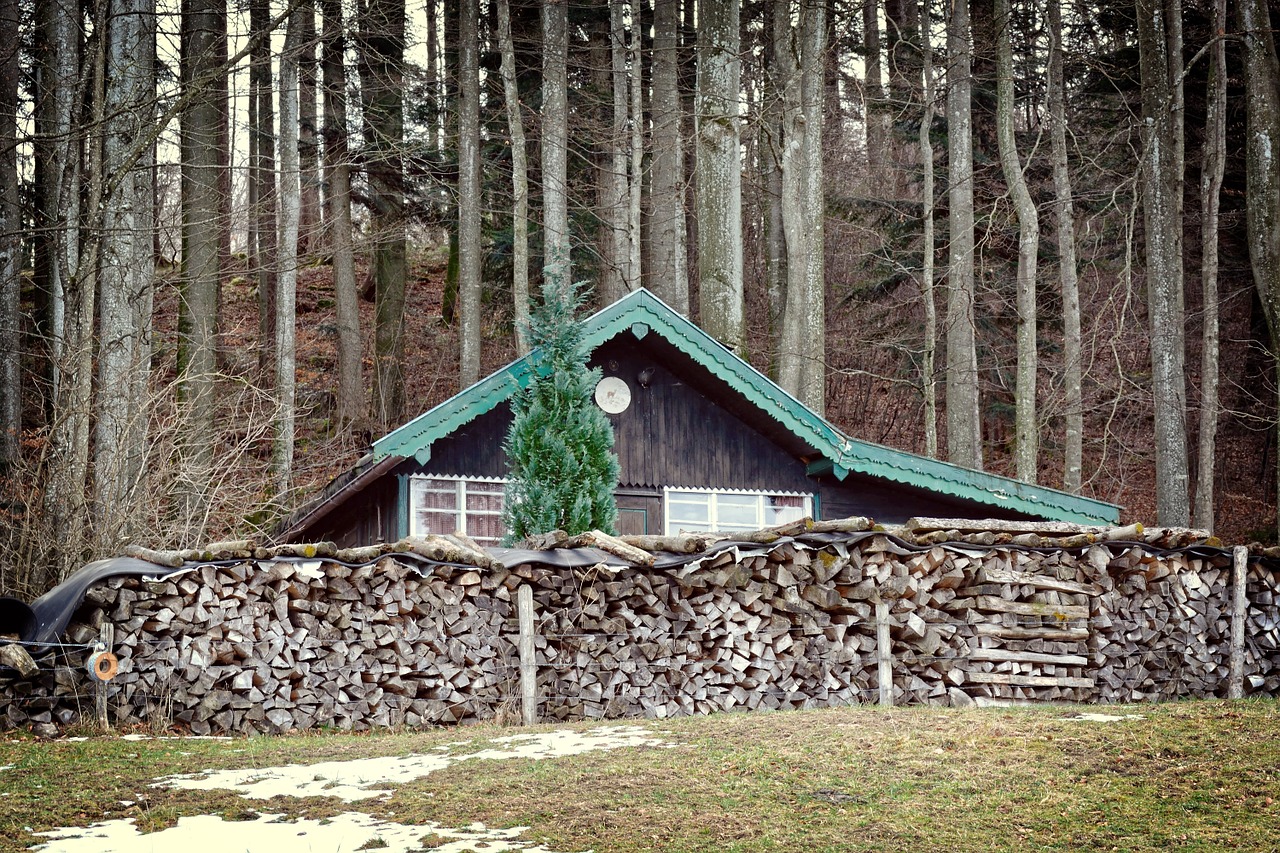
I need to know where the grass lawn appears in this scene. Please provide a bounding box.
[0,700,1277,852]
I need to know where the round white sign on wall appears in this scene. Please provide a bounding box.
[594,376,632,414]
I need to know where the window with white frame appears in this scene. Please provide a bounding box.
[409,475,507,545]
[663,488,812,535]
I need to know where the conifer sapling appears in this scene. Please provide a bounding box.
[501,272,620,542]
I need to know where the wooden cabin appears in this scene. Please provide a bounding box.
[280,289,1119,547]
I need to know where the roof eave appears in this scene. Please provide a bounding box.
[371,287,1121,526]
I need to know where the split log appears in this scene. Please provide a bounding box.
[123,545,186,568]
[185,539,257,560]
[970,567,1100,596]
[258,542,338,560]
[564,530,656,567]
[968,648,1089,666]
[447,532,488,556]
[810,516,875,533]
[397,535,501,570]
[964,671,1094,688]
[720,518,813,543]
[946,596,1089,621]
[619,534,717,554]
[908,517,1142,541]
[0,643,38,677]
[1099,523,1146,542]
[973,623,1089,641]
[334,543,398,563]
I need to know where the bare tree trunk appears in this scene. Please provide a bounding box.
[1167,0,1184,291]
[1137,0,1189,526]
[797,0,826,412]
[360,0,407,427]
[275,8,302,499]
[497,0,530,355]
[696,0,744,352]
[177,0,225,535]
[0,0,19,469]
[34,0,82,411]
[215,11,230,296]
[426,0,441,153]
[250,0,278,378]
[762,0,787,335]
[1237,0,1280,535]
[919,0,937,459]
[95,0,156,545]
[649,0,688,312]
[41,0,91,579]
[994,0,1039,483]
[777,0,826,414]
[1192,0,1226,532]
[320,0,362,425]
[863,0,885,171]
[946,0,982,469]
[297,0,321,256]
[628,14,642,298]
[1047,0,1082,493]
[542,0,570,287]
[458,0,482,385]
[594,0,630,304]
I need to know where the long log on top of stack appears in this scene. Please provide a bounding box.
[900,518,1218,550]
[521,529,656,566]
[905,517,1143,538]
[121,537,500,572]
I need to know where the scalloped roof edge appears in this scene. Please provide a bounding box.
[372,288,1120,524]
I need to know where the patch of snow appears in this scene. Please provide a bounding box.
[159,726,673,802]
[31,812,575,853]
[1063,713,1145,722]
[0,763,14,772]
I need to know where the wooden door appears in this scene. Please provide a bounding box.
[615,490,661,536]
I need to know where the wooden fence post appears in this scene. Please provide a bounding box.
[876,600,894,707]
[95,623,114,731]
[518,584,538,725]
[1229,545,1247,699]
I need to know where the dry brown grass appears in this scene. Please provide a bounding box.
[1,700,1278,851]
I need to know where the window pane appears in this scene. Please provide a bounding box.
[466,513,505,544]
[716,494,759,527]
[417,510,460,536]
[466,491,503,512]
[766,495,807,526]
[416,484,459,510]
[664,488,813,535]
[668,493,709,526]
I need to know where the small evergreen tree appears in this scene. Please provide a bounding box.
[501,273,620,542]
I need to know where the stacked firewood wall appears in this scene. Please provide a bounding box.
[1,526,1277,733]
[4,559,526,733]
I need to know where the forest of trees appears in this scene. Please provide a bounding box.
[0,0,1278,595]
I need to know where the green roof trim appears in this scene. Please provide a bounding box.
[373,288,1120,525]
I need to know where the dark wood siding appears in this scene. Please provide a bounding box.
[415,402,513,479]
[592,338,817,492]
[405,336,817,494]
[307,475,401,547]
[816,473,1038,525]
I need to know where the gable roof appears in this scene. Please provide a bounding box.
[374,288,1120,525]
